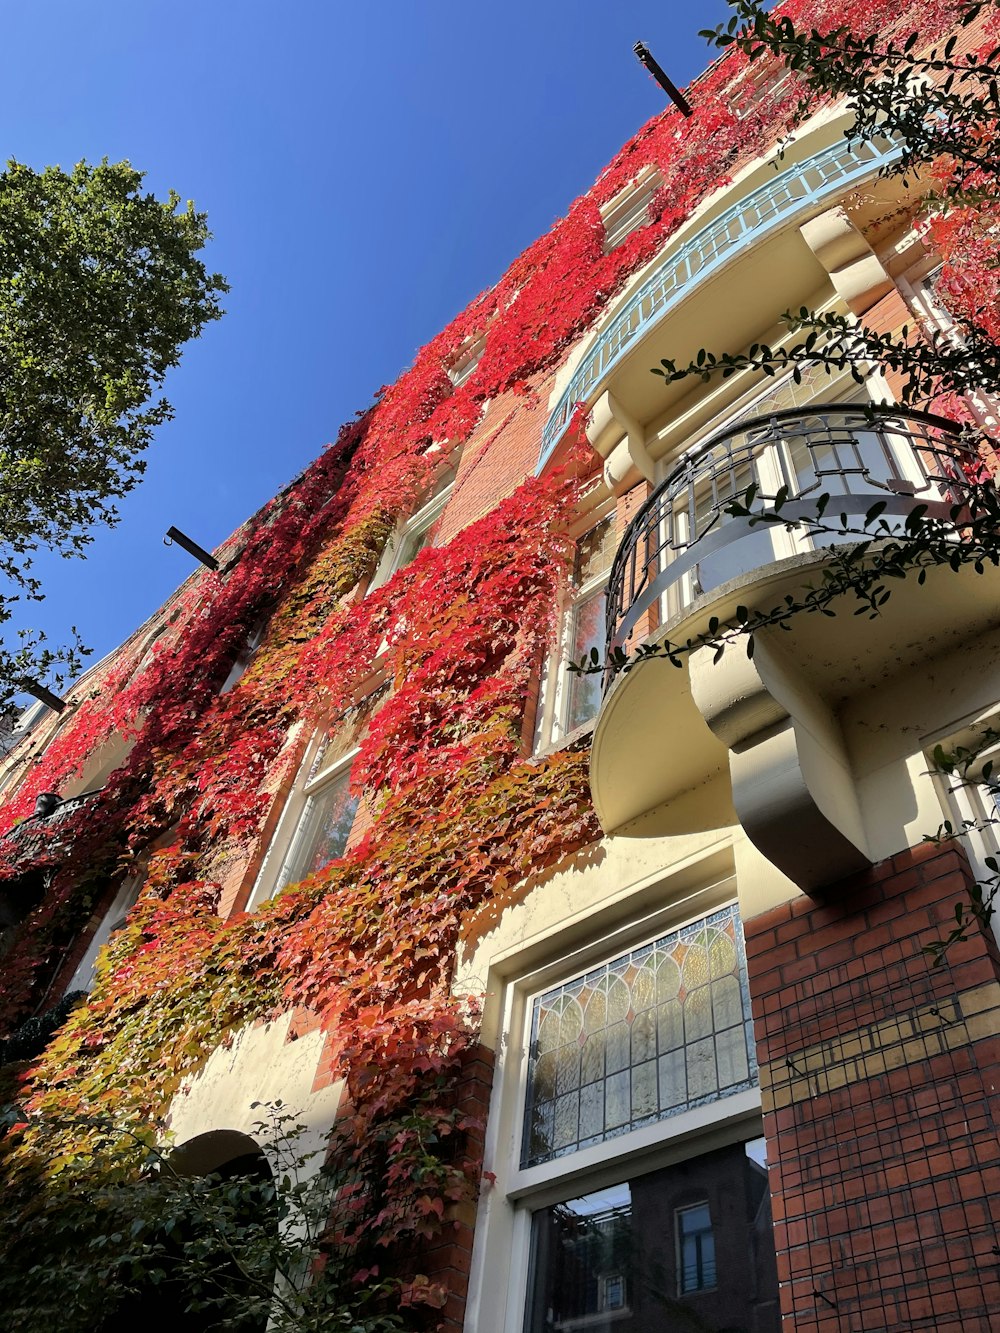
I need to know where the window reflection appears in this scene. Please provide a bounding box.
[275,768,358,892]
[525,1139,779,1333]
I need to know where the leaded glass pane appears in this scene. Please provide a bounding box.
[522,904,755,1167]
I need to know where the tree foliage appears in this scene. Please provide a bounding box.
[0,158,227,702]
[0,1103,406,1333]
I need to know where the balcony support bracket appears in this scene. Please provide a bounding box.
[587,389,656,494]
[798,205,893,316]
[689,631,872,893]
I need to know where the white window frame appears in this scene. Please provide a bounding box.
[933,731,1000,884]
[600,166,665,253]
[368,479,454,593]
[448,333,487,388]
[897,249,1000,433]
[533,513,615,752]
[675,1200,717,1295]
[467,882,765,1333]
[66,872,144,993]
[219,619,268,695]
[248,736,360,910]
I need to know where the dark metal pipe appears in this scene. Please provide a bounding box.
[634,42,693,117]
[164,526,220,572]
[20,681,67,713]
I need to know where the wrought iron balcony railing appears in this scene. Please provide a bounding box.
[0,789,103,855]
[605,404,974,677]
[539,133,903,470]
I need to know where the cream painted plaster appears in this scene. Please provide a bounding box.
[543,103,855,433]
[689,631,871,890]
[799,205,893,314]
[842,626,1000,861]
[733,825,802,921]
[166,1011,342,1171]
[456,825,775,1333]
[455,830,737,1050]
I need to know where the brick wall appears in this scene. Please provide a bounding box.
[745,842,1000,1331]
[435,371,558,547]
[414,1043,495,1331]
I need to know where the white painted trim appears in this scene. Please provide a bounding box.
[368,481,454,592]
[462,855,762,1333]
[66,873,144,993]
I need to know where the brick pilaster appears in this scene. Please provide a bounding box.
[417,1043,496,1331]
[744,843,1000,1331]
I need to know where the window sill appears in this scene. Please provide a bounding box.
[532,717,596,762]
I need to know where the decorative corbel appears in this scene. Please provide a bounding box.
[799,205,894,316]
[689,631,872,892]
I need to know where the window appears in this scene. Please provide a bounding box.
[66,874,143,993]
[935,730,1000,888]
[219,620,268,695]
[600,167,665,253]
[248,736,360,909]
[534,515,615,749]
[676,1202,715,1293]
[447,333,486,388]
[511,903,779,1333]
[649,364,958,623]
[901,254,1000,431]
[61,729,135,799]
[729,60,796,120]
[522,905,756,1166]
[369,468,455,592]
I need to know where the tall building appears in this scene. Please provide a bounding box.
[2,2,999,1329]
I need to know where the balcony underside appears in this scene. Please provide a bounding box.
[541,130,906,472]
[592,551,1000,840]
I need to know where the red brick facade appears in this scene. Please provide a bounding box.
[745,843,1000,1331]
[409,1044,496,1332]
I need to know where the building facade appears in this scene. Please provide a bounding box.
[2,2,1000,1330]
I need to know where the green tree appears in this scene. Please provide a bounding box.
[0,158,227,707]
[0,1103,406,1333]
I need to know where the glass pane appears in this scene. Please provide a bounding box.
[523,905,755,1166]
[395,518,436,569]
[574,517,616,585]
[276,770,359,891]
[524,1138,780,1333]
[563,588,607,733]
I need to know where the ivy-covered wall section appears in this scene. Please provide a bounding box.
[0,0,993,1324]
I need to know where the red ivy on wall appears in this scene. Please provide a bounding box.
[0,0,985,1319]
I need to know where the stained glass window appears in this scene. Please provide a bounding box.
[522,904,755,1168]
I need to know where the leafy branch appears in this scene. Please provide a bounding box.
[652,306,1000,406]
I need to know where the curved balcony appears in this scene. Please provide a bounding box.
[539,133,902,470]
[0,788,103,855]
[605,404,973,668]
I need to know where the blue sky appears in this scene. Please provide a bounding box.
[4,1,731,677]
